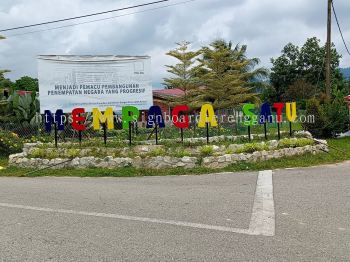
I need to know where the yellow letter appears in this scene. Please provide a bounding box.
[286,102,297,122]
[198,104,218,128]
[92,107,114,130]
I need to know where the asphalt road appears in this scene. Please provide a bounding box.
[0,162,349,261]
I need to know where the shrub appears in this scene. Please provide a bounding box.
[149,147,166,157]
[173,148,191,158]
[303,97,349,138]
[236,143,268,154]
[200,146,214,157]
[67,148,80,158]
[0,130,23,154]
[29,148,45,158]
[278,138,314,148]
[302,98,327,138]
[322,98,349,137]
[44,149,60,159]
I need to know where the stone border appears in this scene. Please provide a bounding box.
[9,139,328,170]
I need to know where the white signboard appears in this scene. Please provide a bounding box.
[38,55,153,113]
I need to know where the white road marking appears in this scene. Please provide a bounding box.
[0,202,250,235]
[0,170,275,236]
[248,170,275,236]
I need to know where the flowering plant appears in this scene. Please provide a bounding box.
[0,130,23,154]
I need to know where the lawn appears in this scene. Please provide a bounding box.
[0,137,349,177]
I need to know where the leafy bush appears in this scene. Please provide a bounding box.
[200,145,214,157]
[172,148,191,158]
[149,147,166,157]
[235,142,268,154]
[67,148,80,158]
[29,148,45,158]
[278,138,314,148]
[322,98,349,137]
[7,93,40,124]
[303,97,349,138]
[303,98,327,138]
[0,130,23,154]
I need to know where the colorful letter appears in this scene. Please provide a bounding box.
[147,106,165,128]
[92,107,114,130]
[286,102,297,122]
[44,109,65,132]
[71,108,86,131]
[122,106,140,130]
[259,102,273,124]
[273,103,285,123]
[172,105,189,129]
[198,104,218,128]
[243,104,257,126]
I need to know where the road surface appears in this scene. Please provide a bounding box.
[0,162,349,261]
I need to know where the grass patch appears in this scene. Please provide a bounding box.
[0,137,349,177]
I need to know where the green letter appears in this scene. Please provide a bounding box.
[122,106,140,130]
[243,104,257,126]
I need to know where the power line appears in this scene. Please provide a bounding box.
[0,0,170,33]
[5,0,195,38]
[331,1,350,56]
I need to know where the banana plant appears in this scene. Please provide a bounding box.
[7,92,40,124]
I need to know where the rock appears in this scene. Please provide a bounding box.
[268,140,279,149]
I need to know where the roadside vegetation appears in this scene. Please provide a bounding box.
[0,137,349,177]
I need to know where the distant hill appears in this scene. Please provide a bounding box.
[341,68,350,79]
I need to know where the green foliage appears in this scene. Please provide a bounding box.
[30,148,45,158]
[0,130,23,154]
[163,39,268,109]
[192,40,267,109]
[303,98,327,138]
[23,135,53,144]
[15,76,39,92]
[0,70,14,94]
[172,147,191,158]
[7,93,40,124]
[268,37,344,102]
[235,142,268,154]
[278,138,314,148]
[281,79,317,108]
[148,147,166,157]
[67,148,80,158]
[163,41,201,92]
[303,96,349,138]
[322,97,349,137]
[200,145,214,156]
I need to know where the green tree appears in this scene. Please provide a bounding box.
[193,40,267,109]
[282,79,317,108]
[163,41,201,95]
[15,76,39,92]
[0,70,13,88]
[269,37,343,101]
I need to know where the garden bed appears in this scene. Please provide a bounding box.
[8,131,328,170]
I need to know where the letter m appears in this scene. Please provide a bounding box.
[44,109,65,132]
[92,107,114,130]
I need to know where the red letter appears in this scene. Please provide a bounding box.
[72,108,86,131]
[172,105,189,129]
[273,103,284,123]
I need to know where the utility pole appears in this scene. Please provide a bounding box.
[325,0,332,99]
